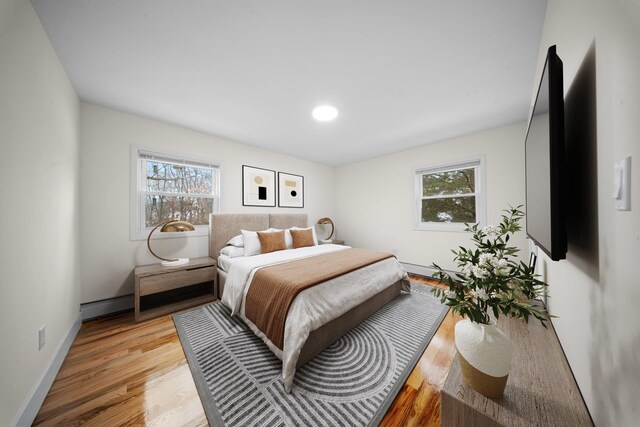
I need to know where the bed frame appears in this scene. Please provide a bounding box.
[209,213,402,367]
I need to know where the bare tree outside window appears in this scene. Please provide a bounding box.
[144,160,216,227]
[131,148,220,240]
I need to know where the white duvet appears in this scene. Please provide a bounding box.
[220,244,410,392]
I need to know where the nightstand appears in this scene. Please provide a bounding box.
[134,257,217,322]
[319,239,345,245]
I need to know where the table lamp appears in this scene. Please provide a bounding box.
[316,217,334,242]
[147,219,195,267]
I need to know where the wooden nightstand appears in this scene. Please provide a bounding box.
[134,257,217,322]
[319,239,345,245]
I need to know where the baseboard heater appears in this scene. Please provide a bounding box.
[80,294,134,321]
[400,262,458,279]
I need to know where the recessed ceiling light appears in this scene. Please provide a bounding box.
[312,105,338,122]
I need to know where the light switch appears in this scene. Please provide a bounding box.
[613,156,631,211]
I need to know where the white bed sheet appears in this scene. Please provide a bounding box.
[216,253,236,272]
[220,244,410,392]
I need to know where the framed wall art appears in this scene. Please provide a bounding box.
[278,172,304,208]
[242,165,276,207]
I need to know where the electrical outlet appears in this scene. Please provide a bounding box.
[39,326,46,350]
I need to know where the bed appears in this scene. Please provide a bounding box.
[209,213,409,392]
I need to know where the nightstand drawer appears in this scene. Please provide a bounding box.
[139,266,215,296]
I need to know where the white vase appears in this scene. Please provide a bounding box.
[454,318,513,398]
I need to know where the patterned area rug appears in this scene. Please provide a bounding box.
[173,283,448,427]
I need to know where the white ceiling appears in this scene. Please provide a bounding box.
[32,0,547,166]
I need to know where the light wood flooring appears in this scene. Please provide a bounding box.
[34,276,460,426]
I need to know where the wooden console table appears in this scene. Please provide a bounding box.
[441,315,593,426]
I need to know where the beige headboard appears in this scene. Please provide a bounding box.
[209,213,308,259]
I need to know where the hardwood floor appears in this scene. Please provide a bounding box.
[34,276,460,426]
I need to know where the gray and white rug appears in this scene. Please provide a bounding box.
[173,283,448,427]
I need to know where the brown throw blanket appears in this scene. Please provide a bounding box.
[244,248,395,350]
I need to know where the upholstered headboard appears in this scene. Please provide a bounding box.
[209,213,308,259]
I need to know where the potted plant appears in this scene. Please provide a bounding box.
[432,206,550,398]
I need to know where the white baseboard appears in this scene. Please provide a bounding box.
[12,311,82,427]
[80,294,134,321]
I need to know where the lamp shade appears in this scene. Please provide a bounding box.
[147,219,195,267]
[160,220,195,233]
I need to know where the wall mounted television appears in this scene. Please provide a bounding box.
[524,45,567,261]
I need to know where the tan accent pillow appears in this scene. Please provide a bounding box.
[290,228,315,249]
[257,230,287,254]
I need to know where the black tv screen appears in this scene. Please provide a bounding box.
[525,45,567,261]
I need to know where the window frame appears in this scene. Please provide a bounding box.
[414,156,486,232]
[130,145,221,241]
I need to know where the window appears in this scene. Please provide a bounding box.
[131,147,220,240]
[415,157,485,231]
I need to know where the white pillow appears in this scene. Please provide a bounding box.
[220,246,244,258]
[271,228,294,249]
[226,234,244,247]
[241,228,277,256]
[290,226,318,246]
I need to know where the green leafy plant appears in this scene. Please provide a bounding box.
[431,206,550,326]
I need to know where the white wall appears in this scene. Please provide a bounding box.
[79,103,336,303]
[335,122,528,271]
[532,1,640,425]
[0,0,81,425]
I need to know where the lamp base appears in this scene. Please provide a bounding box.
[160,258,190,267]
